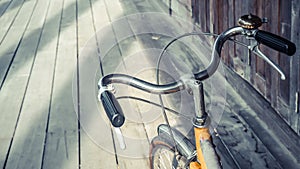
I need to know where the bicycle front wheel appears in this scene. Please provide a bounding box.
[149,135,188,169]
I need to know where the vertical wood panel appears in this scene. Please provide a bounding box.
[205,0,210,32]
[243,0,256,80]
[191,0,199,24]
[198,0,208,32]
[209,0,218,34]
[255,0,266,88]
[237,0,254,78]
[228,0,235,69]
[267,0,280,106]
[279,0,292,105]
[221,0,230,65]
[290,0,300,134]
[276,0,292,124]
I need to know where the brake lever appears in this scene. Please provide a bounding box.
[229,35,286,80]
[114,127,126,150]
[251,45,286,80]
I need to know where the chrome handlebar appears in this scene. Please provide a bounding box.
[98,15,296,128]
[99,26,245,93]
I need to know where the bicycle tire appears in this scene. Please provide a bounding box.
[149,135,189,169]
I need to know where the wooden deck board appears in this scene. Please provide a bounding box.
[100,0,151,168]
[0,0,47,168]
[0,0,13,16]
[77,0,118,168]
[0,0,36,87]
[3,0,62,168]
[0,0,25,44]
[41,0,79,168]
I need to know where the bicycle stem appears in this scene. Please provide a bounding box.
[183,78,209,127]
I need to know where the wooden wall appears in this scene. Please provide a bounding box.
[159,0,300,135]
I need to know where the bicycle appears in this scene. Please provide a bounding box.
[97,14,296,169]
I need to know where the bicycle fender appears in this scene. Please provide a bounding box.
[157,124,195,159]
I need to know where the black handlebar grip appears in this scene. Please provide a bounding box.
[255,30,296,56]
[100,90,125,127]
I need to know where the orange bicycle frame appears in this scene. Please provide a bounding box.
[186,80,221,169]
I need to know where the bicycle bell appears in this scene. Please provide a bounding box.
[238,14,263,29]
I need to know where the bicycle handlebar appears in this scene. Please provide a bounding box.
[98,74,185,127]
[194,26,244,80]
[98,17,296,128]
[254,30,296,56]
[99,90,125,127]
[100,74,184,94]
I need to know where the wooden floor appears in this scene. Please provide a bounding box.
[0,0,298,169]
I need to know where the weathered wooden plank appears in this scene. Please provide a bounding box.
[280,2,293,98]
[191,0,199,24]
[171,0,190,19]
[77,0,118,168]
[209,0,219,33]
[198,3,207,32]
[103,0,152,168]
[253,0,268,96]
[90,0,110,29]
[204,0,210,33]
[0,0,49,168]
[155,0,194,33]
[92,0,125,74]
[267,0,280,106]
[4,0,63,168]
[104,0,124,21]
[227,0,237,75]
[220,0,230,65]
[0,0,13,16]
[238,2,251,81]
[41,0,79,168]
[80,131,116,168]
[77,0,96,49]
[276,0,292,122]
[0,0,36,88]
[233,0,253,80]
[290,0,300,135]
[0,0,25,43]
[256,1,270,80]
